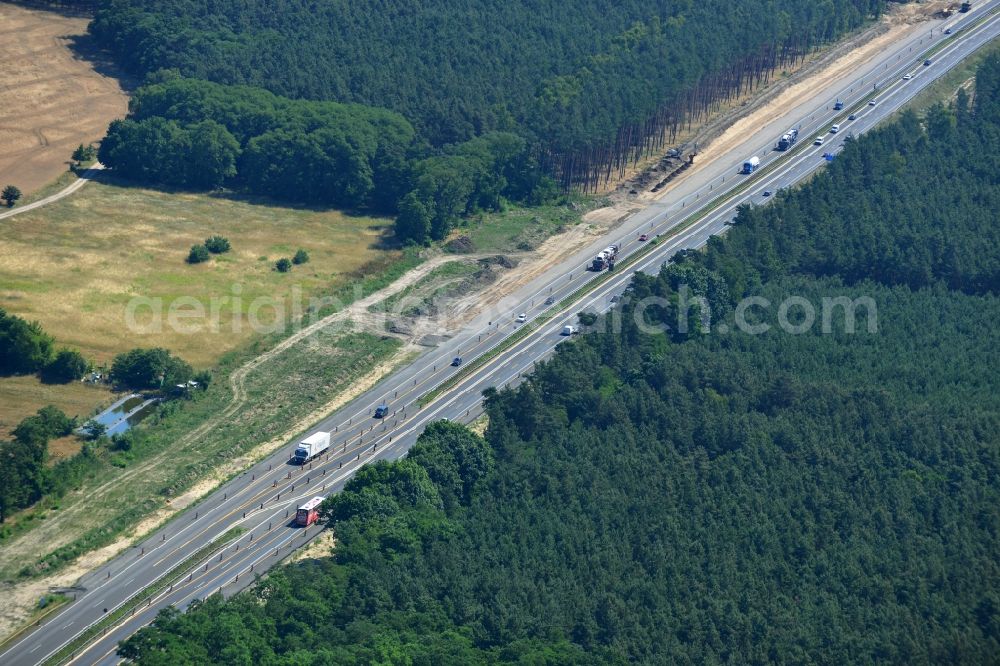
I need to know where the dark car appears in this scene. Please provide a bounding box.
[762,190,772,197]
[924,59,932,66]
[374,403,388,419]
[451,357,462,367]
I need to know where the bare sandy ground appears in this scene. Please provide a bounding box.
[0,2,127,195]
[596,0,957,215]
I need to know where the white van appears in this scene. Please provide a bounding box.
[830,124,840,134]
[561,325,577,336]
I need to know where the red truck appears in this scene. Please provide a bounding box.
[296,496,324,527]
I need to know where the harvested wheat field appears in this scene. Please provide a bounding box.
[0,2,128,196]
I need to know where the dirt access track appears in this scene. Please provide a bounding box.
[594,0,961,218]
[0,2,127,196]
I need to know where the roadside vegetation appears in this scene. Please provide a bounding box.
[0,326,404,581]
[901,35,1000,116]
[118,53,1000,665]
[372,261,481,316]
[458,195,599,254]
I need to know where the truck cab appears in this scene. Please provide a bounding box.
[741,156,760,174]
[296,497,324,527]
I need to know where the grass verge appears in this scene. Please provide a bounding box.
[900,36,1000,116]
[371,260,480,316]
[9,330,403,581]
[41,527,244,666]
[458,194,600,253]
[0,594,71,655]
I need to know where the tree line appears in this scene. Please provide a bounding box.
[0,345,201,528]
[98,75,550,244]
[114,54,1000,665]
[90,0,886,191]
[0,308,89,384]
[0,308,202,388]
[0,406,94,525]
[693,87,1000,299]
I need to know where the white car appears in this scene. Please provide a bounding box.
[902,74,912,81]
[516,313,527,323]
[813,136,824,146]
[868,99,878,106]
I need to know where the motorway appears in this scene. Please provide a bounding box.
[4,5,1000,664]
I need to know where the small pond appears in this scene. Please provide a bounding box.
[84,393,160,436]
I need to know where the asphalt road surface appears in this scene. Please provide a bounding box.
[5,5,999,663]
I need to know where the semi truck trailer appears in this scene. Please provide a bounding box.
[591,244,620,271]
[776,128,799,151]
[294,432,330,464]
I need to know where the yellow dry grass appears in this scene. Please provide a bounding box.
[0,181,396,369]
[0,374,112,441]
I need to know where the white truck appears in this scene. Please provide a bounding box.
[776,128,798,151]
[741,156,760,174]
[294,432,330,464]
[590,244,620,271]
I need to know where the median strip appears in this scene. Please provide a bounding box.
[42,527,244,666]
[418,109,833,407]
[0,595,72,654]
[418,14,1000,411]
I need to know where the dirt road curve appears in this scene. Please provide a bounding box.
[0,163,104,221]
[0,3,126,196]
